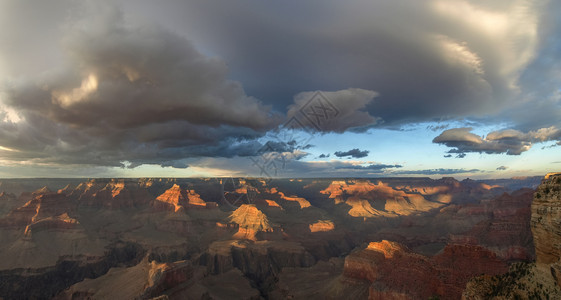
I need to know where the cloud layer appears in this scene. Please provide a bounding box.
[0,0,560,176]
[334,148,370,159]
[0,5,280,168]
[433,127,561,155]
[154,0,543,127]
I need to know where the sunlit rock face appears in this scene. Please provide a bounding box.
[1,192,75,228]
[70,179,153,209]
[229,204,275,240]
[0,176,546,299]
[459,173,561,299]
[309,220,335,232]
[268,187,311,209]
[342,240,508,299]
[532,172,561,285]
[153,184,187,212]
[57,258,196,299]
[320,180,443,218]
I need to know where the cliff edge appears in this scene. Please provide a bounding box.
[532,172,561,284]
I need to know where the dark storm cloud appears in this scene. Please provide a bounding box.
[195,157,401,177]
[428,124,450,132]
[433,127,561,155]
[286,89,379,132]
[335,164,402,171]
[147,0,542,127]
[394,168,481,175]
[496,0,561,133]
[1,0,560,173]
[334,148,370,159]
[0,4,280,168]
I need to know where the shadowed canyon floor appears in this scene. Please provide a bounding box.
[0,175,552,299]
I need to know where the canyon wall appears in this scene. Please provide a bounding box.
[532,172,561,284]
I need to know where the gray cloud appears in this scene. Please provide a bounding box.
[286,89,379,132]
[497,166,508,171]
[393,168,481,175]
[0,4,280,168]
[195,157,401,178]
[143,0,542,127]
[1,0,560,175]
[428,124,450,132]
[335,163,402,171]
[334,148,370,158]
[433,127,561,155]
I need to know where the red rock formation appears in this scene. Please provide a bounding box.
[57,258,195,299]
[1,193,74,228]
[265,199,282,208]
[185,189,206,207]
[205,239,316,281]
[320,180,442,217]
[24,213,79,236]
[229,204,273,240]
[153,184,186,212]
[57,184,74,195]
[76,179,152,209]
[152,184,208,212]
[268,188,311,209]
[342,240,508,299]
[532,172,561,285]
[309,220,335,232]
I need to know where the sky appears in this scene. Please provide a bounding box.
[0,0,560,179]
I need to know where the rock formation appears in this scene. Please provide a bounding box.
[0,176,548,299]
[532,172,561,284]
[57,257,195,299]
[342,240,508,299]
[1,192,75,228]
[229,204,274,240]
[153,184,187,212]
[309,220,335,232]
[320,180,443,218]
[461,172,561,299]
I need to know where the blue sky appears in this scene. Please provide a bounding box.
[0,0,560,178]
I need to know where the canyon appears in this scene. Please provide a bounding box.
[0,175,553,299]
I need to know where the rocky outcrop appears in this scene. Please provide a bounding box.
[72,179,152,209]
[451,189,535,260]
[152,184,209,212]
[0,193,75,228]
[229,204,278,240]
[531,172,561,285]
[56,257,194,299]
[0,242,145,300]
[202,239,316,295]
[0,176,549,299]
[153,184,187,212]
[23,213,80,236]
[268,188,311,209]
[342,240,508,299]
[309,220,335,232]
[320,180,443,218]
